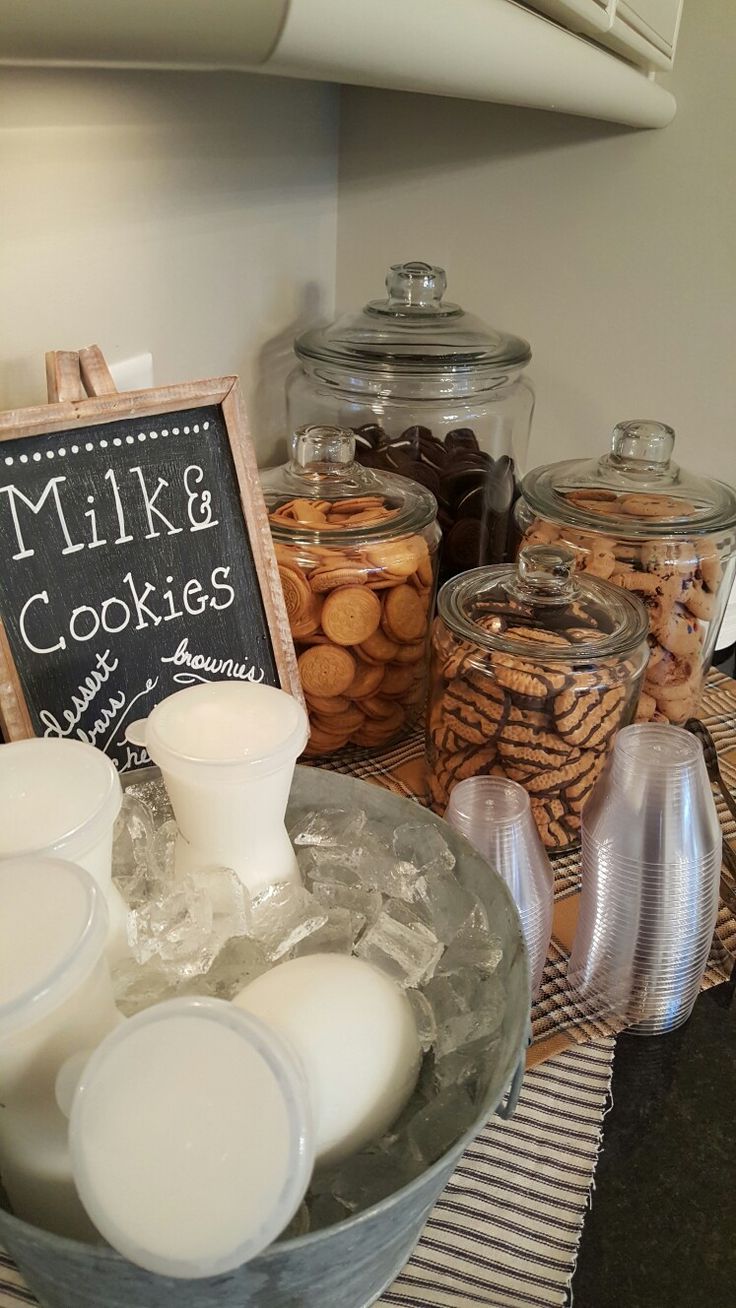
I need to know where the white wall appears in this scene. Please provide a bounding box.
[0,68,339,465]
[335,0,736,483]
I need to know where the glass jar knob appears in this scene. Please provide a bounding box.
[512,544,579,604]
[290,424,356,477]
[385,261,447,310]
[609,419,675,470]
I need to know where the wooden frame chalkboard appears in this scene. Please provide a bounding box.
[0,377,301,771]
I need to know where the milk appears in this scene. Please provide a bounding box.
[0,738,126,960]
[235,953,422,1166]
[69,999,313,1278]
[133,682,309,896]
[0,859,120,1239]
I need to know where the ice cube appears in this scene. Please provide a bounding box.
[195,934,270,1000]
[408,989,437,1051]
[125,776,174,827]
[291,907,354,956]
[185,864,251,946]
[250,883,328,961]
[405,1085,477,1165]
[438,918,504,976]
[290,808,367,848]
[112,794,155,905]
[392,821,455,874]
[112,954,180,1016]
[349,840,420,902]
[432,1038,502,1096]
[410,869,488,943]
[355,911,443,988]
[424,971,506,1058]
[149,819,178,882]
[311,879,382,935]
[127,873,215,977]
[297,847,360,887]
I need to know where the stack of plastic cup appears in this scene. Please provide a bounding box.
[569,724,721,1035]
[446,777,553,998]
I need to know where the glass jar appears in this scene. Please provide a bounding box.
[262,425,440,758]
[517,421,736,725]
[428,544,649,851]
[287,261,534,583]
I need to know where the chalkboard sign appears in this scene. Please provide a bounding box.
[0,377,300,771]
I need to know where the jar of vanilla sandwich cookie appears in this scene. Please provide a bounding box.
[428,544,649,851]
[263,425,440,758]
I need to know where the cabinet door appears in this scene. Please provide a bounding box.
[617,1,682,56]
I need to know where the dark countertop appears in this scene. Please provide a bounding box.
[569,982,736,1308]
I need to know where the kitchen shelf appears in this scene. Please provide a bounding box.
[2,0,676,129]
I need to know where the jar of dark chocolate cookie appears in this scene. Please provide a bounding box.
[428,544,649,851]
[287,261,533,582]
[262,425,440,759]
[517,421,736,725]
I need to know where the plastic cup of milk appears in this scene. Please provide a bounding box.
[69,997,314,1278]
[0,738,126,959]
[129,682,309,896]
[0,857,120,1240]
[234,954,422,1167]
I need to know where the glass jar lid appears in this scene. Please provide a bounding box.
[522,420,736,539]
[439,543,649,663]
[295,261,531,379]
[262,424,437,545]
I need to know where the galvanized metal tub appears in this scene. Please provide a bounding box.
[0,766,530,1308]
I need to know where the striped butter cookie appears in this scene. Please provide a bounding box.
[440,679,510,746]
[553,685,626,750]
[490,652,569,702]
[497,725,575,772]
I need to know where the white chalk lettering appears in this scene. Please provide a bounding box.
[161,637,265,684]
[123,571,162,630]
[184,465,219,533]
[130,466,183,540]
[104,469,134,544]
[0,476,84,560]
[19,590,65,655]
[69,605,100,643]
[39,650,121,739]
[182,578,207,616]
[209,565,235,611]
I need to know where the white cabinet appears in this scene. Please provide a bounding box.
[523,0,683,69]
[0,0,677,128]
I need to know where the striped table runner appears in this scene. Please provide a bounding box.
[380,1039,615,1308]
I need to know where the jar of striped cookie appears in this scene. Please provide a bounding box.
[428,544,649,850]
[262,425,440,758]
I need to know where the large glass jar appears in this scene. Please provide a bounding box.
[287,261,534,583]
[517,421,736,725]
[262,425,440,759]
[428,544,649,851]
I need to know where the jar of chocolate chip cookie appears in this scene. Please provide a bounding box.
[517,421,736,725]
[287,261,533,583]
[262,425,440,758]
[428,544,649,851]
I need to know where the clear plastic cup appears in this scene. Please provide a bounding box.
[0,738,126,958]
[69,997,314,1279]
[130,682,309,897]
[446,776,552,997]
[569,725,721,1034]
[0,857,119,1239]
